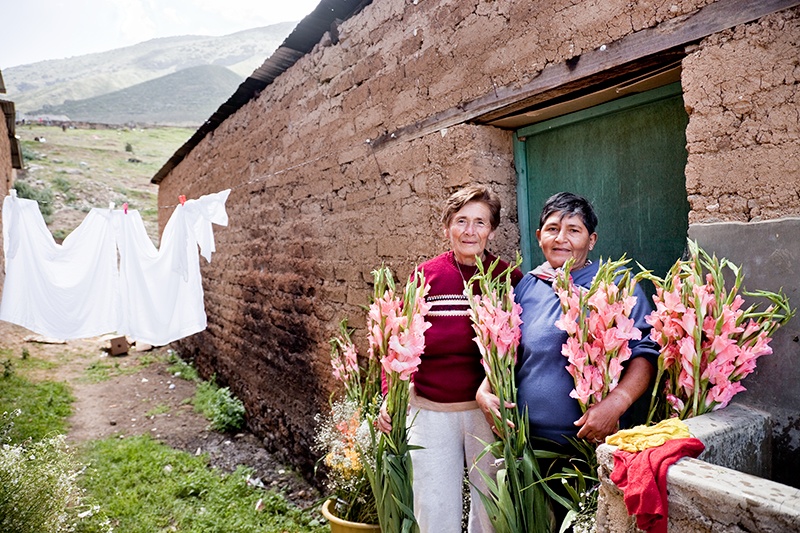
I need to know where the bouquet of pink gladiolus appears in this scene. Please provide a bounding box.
[467,255,552,533]
[363,265,430,533]
[554,256,644,413]
[643,240,794,421]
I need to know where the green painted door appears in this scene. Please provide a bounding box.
[515,82,690,288]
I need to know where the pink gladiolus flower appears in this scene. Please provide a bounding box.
[677,368,694,396]
[555,308,579,336]
[706,380,746,410]
[556,258,647,412]
[692,283,715,316]
[344,344,358,371]
[562,337,587,373]
[621,295,637,316]
[570,374,594,405]
[662,286,686,314]
[666,393,684,415]
[680,308,698,338]
[607,357,624,386]
[748,331,773,358]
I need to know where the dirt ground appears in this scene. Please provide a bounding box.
[0,320,321,509]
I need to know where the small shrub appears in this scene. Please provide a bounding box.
[0,424,111,533]
[20,144,43,162]
[2,358,13,378]
[124,142,133,152]
[194,379,246,433]
[51,228,69,242]
[21,347,30,360]
[13,180,54,223]
[51,176,72,193]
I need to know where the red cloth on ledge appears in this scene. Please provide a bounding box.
[610,437,705,533]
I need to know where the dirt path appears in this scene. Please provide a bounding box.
[1,321,320,508]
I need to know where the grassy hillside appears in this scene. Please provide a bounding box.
[33,65,244,126]
[15,124,193,243]
[5,23,296,113]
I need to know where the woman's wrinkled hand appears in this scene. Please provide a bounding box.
[476,378,515,437]
[375,400,392,434]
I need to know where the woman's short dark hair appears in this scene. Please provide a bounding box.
[538,192,598,234]
[441,184,502,230]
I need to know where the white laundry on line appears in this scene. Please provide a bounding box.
[0,189,230,345]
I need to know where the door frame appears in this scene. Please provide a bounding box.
[513,82,684,272]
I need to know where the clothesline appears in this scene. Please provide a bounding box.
[0,189,231,346]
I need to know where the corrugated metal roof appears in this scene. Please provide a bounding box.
[152,0,371,184]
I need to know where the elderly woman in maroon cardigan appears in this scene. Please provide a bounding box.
[378,184,522,533]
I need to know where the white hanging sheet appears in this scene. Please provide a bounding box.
[114,189,230,346]
[0,194,119,339]
[0,189,230,344]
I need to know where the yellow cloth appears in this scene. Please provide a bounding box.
[605,418,691,452]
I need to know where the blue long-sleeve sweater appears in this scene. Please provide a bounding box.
[515,262,659,444]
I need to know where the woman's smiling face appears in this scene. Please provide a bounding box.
[536,212,597,269]
[445,200,496,266]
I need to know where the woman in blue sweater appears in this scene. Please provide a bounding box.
[477,192,658,445]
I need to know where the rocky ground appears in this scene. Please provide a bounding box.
[0,321,321,510]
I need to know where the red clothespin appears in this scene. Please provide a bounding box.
[123,202,128,214]
[179,195,186,206]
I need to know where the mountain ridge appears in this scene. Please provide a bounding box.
[5,22,297,116]
[32,64,245,126]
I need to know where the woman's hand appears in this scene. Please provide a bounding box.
[476,378,515,437]
[574,358,654,443]
[573,392,628,442]
[376,400,392,434]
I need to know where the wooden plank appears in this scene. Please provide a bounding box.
[371,0,800,148]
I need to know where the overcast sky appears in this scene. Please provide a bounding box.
[0,0,321,69]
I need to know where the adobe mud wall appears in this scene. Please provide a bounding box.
[683,8,800,222]
[0,112,11,294]
[156,1,800,475]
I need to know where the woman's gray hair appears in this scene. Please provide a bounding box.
[441,184,501,230]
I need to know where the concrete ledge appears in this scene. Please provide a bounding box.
[595,404,799,532]
[683,403,772,477]
[668,457,800,532]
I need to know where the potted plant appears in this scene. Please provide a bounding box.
[314,320,381,531]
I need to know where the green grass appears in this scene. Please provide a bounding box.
[0,373,73,442]
[82,360,138,383]
[167,355,200,382]
[145,404,170,417]
[78,435,326,533]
